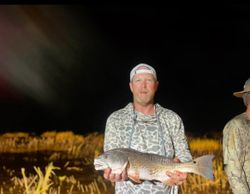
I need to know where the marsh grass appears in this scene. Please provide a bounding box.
[0,131,110,194]
[0,131,232,194]
[21,162,59,194]
[180,137,232,194]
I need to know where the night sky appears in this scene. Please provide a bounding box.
[0,3,249,136]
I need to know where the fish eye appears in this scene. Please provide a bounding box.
[193,161,196,164]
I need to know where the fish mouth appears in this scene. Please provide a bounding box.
[94,164,105,170]
[94,159,108,170]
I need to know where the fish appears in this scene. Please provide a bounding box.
[94,148,214,184]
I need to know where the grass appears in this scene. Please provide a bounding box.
[180,137,232,194]
[0,131,232,194]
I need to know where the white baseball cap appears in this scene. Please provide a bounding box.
[130,63,157,81]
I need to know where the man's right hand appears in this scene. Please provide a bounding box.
[103,168,128,182]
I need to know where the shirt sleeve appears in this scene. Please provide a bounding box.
[223,120,250,194]
[171,114,192,162]
[103,114,119,152]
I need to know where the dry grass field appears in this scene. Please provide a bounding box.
[0,131,232,194]
[180,137,232,194]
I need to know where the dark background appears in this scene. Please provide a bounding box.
[0,3,249,136]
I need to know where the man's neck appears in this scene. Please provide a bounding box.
[133,103,155,115]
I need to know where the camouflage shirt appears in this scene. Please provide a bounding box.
[223,112,250,194]
[104,103,192,194]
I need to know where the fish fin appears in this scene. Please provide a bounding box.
[128,174,142,184]
[112,161,129,174]
[193,154,215,180]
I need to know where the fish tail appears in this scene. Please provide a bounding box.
[192,155,214,180]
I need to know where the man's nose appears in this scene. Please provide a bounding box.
[142,81,147,88]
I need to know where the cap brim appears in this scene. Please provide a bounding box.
[233,90,250,97]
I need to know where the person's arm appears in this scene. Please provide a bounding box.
[165,114,192,185]
[223,121,250,193]
[103,114,129,182]
[171,115,192,162]
[103,114,119,152]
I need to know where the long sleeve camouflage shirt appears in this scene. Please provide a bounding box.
[223,112,250,194]
[104,103,192,194]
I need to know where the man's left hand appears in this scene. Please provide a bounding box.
[165,157,188,186]
[165,171,187,186]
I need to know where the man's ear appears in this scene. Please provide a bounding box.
[129,82,133,92]
[155,81,159,91]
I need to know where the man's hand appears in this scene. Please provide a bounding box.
[103,168,128,182]
[165,171,187,186]
[165,157,188,186]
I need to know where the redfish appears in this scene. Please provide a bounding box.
[94,148,214,184]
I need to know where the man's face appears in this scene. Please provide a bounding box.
[129,73,159,106]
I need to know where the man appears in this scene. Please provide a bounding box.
[223,78,250,194]
[103,63,192,194]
